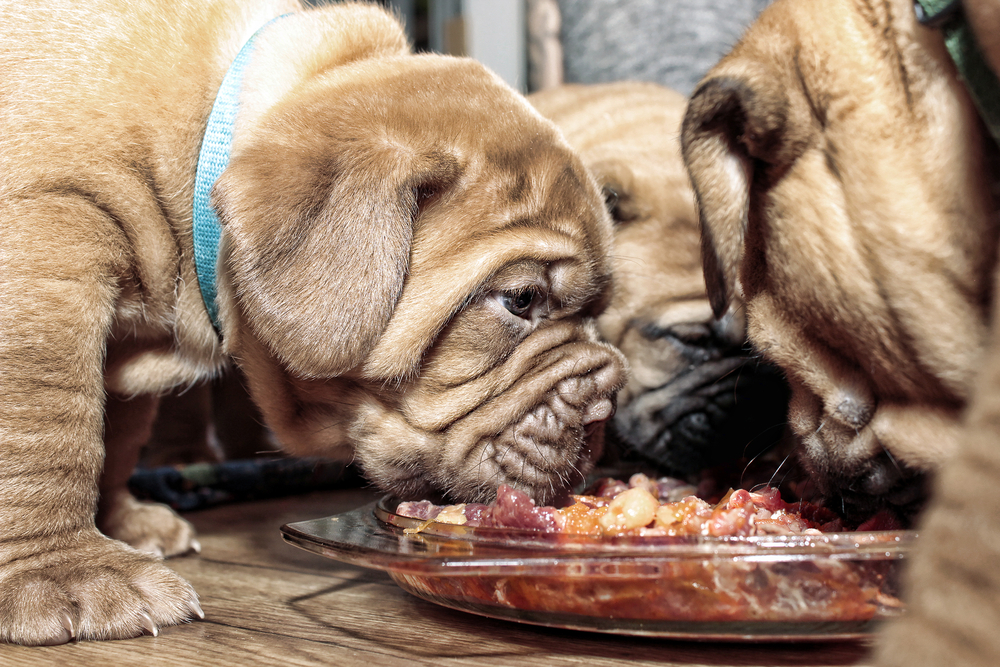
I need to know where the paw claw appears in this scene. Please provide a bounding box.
[188,597,205,620]
[190,539,202,555]
[35,616,74,647]
[140,612,158,637]
[35,629,73,646]
[61,611,76,641]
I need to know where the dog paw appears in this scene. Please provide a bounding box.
[0,532,203,645]
[99,492,200,558]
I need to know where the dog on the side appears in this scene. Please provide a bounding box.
[529,81,789,481]
[681,0,998,524]
[681,0,1000,663]
[0,0,625,644]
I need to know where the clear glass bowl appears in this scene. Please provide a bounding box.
[280,497,916,642]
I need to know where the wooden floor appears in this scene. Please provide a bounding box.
[0,486,877,667]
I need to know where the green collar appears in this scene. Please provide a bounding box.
[915,0,1000,145]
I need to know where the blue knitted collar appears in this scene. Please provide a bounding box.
[193,15,290,333]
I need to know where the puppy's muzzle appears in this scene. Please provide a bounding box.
[791,387,929,525]
[821,458,929,527]
[611,315,789,476]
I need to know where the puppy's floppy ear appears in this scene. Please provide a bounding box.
[214,125,460,378]
[680,74,789,317]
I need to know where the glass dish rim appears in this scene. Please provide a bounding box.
[373,495,919,558]
[280,495,920,575]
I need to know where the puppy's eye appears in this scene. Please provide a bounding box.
[602,185,620,221]
[501,289,537,318]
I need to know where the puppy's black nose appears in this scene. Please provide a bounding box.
[832,392,874,430]
[831,453,929,527]
[858,451,903,496]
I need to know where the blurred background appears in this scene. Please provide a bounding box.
[307,0,771,95]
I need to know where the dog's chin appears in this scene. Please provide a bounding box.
[788,399,935,527]
[368,414,611,507]
[465,425,604,506]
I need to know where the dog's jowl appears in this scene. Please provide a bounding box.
[0,0,625,644]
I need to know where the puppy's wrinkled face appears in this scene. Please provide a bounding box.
[354,140,625,504]
[216,56,626,504]
[682,0,1000,520]
[530,82,790,479]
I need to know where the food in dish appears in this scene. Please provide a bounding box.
[395,473,883,537]
[390,474,906,625]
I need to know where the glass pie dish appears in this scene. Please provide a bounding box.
[281,497,915,642]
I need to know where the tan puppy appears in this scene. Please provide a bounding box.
[680,1,1000,664]
[0,0,625,645]
[529,81,789,478]
[681,0,1000,523]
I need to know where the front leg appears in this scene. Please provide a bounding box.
[98,393,200,558]
[0,198,200,645]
